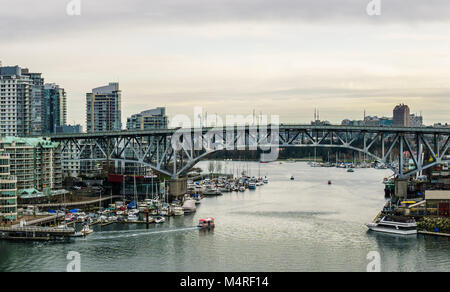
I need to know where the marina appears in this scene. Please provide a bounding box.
[1,161,449,272]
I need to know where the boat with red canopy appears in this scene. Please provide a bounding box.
[198,217,215,229]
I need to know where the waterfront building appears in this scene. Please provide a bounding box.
[126,107,168,130]
[0,154,17,223]
[393,104,410,127]
[0,137,62,192]
[86,82,122,132]
[425,190,450,217]
[43,83,67,133]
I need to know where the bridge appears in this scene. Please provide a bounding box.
[48,125,450,179]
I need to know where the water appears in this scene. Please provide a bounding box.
[1,161,449,272]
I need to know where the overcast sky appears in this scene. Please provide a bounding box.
[1,0,450,127]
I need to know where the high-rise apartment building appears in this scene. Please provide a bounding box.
[0,63,50,136]
[393,104,411,127]
[126,107,168,130]
[0,66,33,137]
[21,69,45,135]
[43,83,67,133]
[124,107,168,174]
[86,82,122,132]
[410,114,423,127]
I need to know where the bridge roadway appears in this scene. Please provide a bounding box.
[46,125,450,140]
[42,124,450,178]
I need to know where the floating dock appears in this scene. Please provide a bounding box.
[0,226,75,241]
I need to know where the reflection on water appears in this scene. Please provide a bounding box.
[0,161,449,272]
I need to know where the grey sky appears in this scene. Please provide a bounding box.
[1,0,450,127]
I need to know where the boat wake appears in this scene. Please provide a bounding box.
[87,226,199,241]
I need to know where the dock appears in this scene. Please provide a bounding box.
[418,230,450,238]
[0,226,75,241]
[17,195,121,209]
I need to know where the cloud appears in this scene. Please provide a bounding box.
[2,0,450,41]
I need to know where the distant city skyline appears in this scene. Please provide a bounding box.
[1,0,450,128]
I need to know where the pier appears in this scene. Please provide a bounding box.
[0,226,75,241]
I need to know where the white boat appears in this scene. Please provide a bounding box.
[182,199,197,213]
[154,216,165,224]
[239,186,245,192]
[263,177,268,184]
[81,225,94,236]
[366,217,417,235]
[127,214,139,222]
[173,207,184,216]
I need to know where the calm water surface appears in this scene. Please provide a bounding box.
[1,162,449,272]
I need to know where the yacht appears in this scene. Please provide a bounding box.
[366,217,417,235]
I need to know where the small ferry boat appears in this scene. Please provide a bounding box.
[366,217,417,235]
[197,217,215,229]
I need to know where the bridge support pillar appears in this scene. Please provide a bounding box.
[395,178,408,198]
[169,177,187,202]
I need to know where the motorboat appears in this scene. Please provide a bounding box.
[154,216,165,224]
[239,186,245,192]
[290,176,295,180]
[347,168,355,173]
[173,207,184,216]
[248,181,256,190]
[80,224,94,236]
[182,199,197,213]
[203,188,222,196]
[127,214,139,222]
[366,217,417,235]
[191,194,202,204]
[263,177,269,184]
[198,217,215,229]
